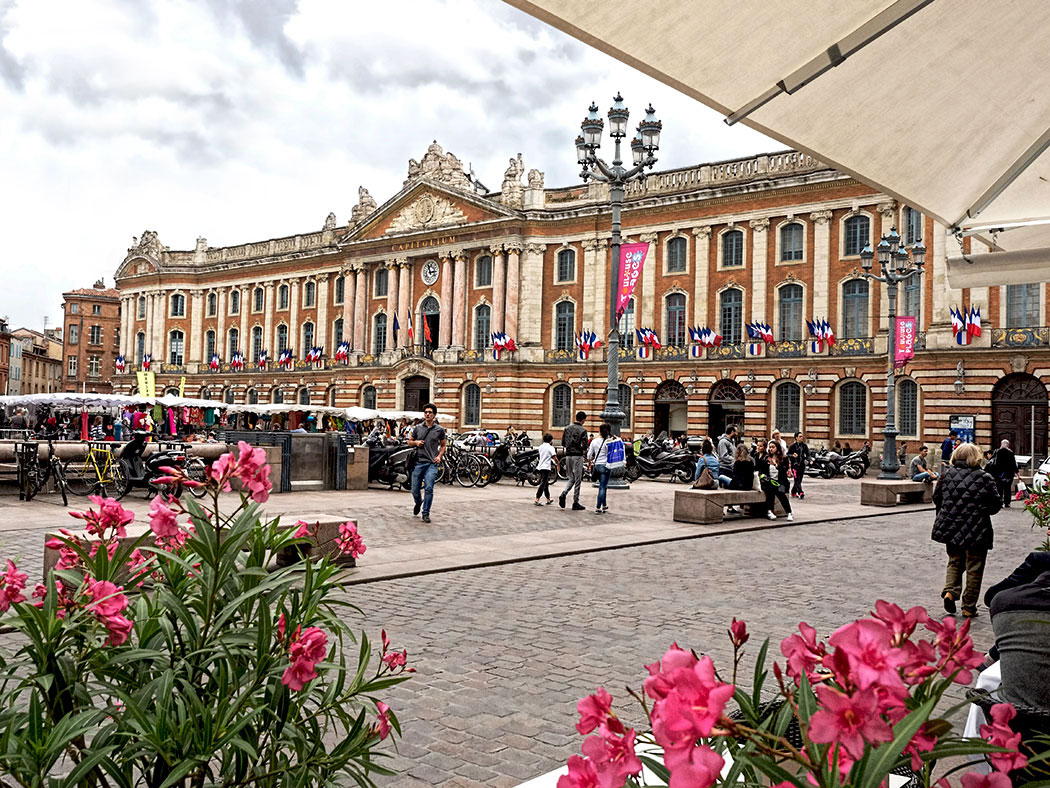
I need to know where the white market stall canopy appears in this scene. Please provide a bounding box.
[505,0,1050,286]
[0,393,453,423]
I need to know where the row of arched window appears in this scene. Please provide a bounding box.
[770,378,919,438]
[143,278,351,323]
[199,385,332,407]
[138,318,348,366]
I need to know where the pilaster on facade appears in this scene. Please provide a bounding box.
[639,232,658,330]
[353,267,368,353]
[517,243,545,351]
[505,243,522,340]
[451,251,468,348]
[153,293,166,360]
[341,266,356,348]
[189,291,204,363]
[385,261,399,350]
[438,254,454,348]
[317,274,330,349]
[396,259,411,348]
[692,226,712,328]
[216,291,226,358]
[810,210,834,319]
[749,218,770,324]
[238,287,249,356]
[490,244,507,335]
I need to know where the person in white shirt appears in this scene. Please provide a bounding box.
[534,433,558,506]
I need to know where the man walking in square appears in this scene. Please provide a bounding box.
[559,411,588,511]
[409,403,446,523]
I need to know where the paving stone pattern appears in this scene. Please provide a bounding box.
[346,507,1040,787]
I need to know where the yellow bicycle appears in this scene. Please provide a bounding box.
[63,442,129,498]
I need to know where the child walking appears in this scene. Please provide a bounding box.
[534,433,557,506]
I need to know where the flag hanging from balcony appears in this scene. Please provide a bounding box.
[950,306,972,345]
[334,341,350,364]
[257,350,269,370]
[277,348,293,368]
[142,353,152,372]
[491,331,517,360]
[688,326,703,358]
[115,356,126,373]
[635,327,660,359]
[230,352,245,371]
[209,354,220,371]
[305,345,323,365]
[423,314,432,343]
[405,312,414,343]
[392,314,400,345]
[616,242,650,320]
[575,329,602,360]
[968,305,982,339]
[746,324,763,356]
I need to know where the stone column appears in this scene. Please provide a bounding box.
[238,288,249,354]
[439,253,454,348]
[749,218,770,324]
[216,291,226,357]
[264,282,275,355]
[341,266,356,348]
[153,293,166,359]
[120,297,130,358]
[639,233,658,329]
[518,243,546,351]
[354,267,368,353]
[810,211,834,320]
[288,281,299,352]
[189,290,204,363]
[386,261,399,349]
[930,220,958,331]
[491,244,506,334]
[692,226,712,327]
[504,242,522,340]
[397,259,411,348]
[316,274,329,350]
[452,251,467,347]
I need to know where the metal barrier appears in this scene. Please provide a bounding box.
[220,431,292,492]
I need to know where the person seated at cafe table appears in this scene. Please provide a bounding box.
[910,445,938,483]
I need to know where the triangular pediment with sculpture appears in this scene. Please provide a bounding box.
[343,141,521,243]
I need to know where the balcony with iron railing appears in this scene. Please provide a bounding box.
[991,327,1050,348]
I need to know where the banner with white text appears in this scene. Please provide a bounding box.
[616,242,650,320]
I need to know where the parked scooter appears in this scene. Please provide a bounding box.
[633,437,697,482]
[116,431,191,499]
[805,447,866,479]
[367,440,416,490]
[490,444,541,485]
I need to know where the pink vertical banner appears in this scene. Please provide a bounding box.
[894,316,916,368]
[616,242,650,319]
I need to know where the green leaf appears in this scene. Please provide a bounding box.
[854,696,936,788]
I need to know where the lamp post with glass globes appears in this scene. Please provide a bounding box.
[575,94,660,456]
[859,228,925,480]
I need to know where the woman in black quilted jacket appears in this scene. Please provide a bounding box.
[931,442,1003,618]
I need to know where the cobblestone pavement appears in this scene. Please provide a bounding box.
[344,506,1041,787]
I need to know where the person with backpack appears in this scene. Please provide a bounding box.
[558,411,589,511]
[986,439,1019,508]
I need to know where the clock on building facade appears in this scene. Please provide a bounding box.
[421,259,439,286]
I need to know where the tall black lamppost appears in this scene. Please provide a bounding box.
[860,228,925,480]
[576,94,661,442]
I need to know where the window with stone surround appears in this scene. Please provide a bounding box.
[373,314,386,354]
[276,325,288,354]
[844,215,870,256]
[170,294,185,317]
[665,293,686,346]
[302,322,315,350]
[169,330,185,365]
[667,237,687,273]
[843,279,869,338]
[362,385,376,409]
[88,356,100,378]
[230,290,240,314]
[780,223,804,261]
[722,230,744,268]
[778,284,804,341]
[88,325,102,345]
[476,255,492,288]
[299,387,310,405]
[248,388,258,405]
[333,318,344,348]
[279,285,289,310]
[901,276,921,319]
[137,297,146,319]
[898,378,918,437]
[552,383,572,428]
[253,287,264,313]
[720,288,743,345]
[252,327,263,362]
[904,206,923,246]
[205,330,216,360]
[374,268,389,297]
[838,381,867,436]
[334,276,345,304]
[207,293,217,316]
[67,356,77,377]
[556,249,576,282]
[464,383,481,426]
[1006,283,1040,328]
[135,332,145,364]
[304,281,316,308]
[775,381,801,434]
[272,387,284,405]
[554,301,575,351]
[474,305,491,349]
[228,328,239,358]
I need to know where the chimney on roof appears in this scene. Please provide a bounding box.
[94,278,105,289]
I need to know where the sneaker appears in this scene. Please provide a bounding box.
[787,513,794,521]
[546,499,553,505]
[572,503,586,511]
[421,514,431,524]
[558,495,566,509]
[767,512,777,520]
[601,505,609,512]
[413,501,422,516]
[942,593,957,615]
[593,508,603,515]
[534,500,543,507]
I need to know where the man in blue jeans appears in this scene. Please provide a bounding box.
[409,403,446,523]
[910,445,938,483]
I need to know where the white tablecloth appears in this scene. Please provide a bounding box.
[962,661,1002,774]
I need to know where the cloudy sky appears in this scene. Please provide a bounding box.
[0,0,774,330]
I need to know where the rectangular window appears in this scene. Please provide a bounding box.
[666,295,686,346]
[92,304,101,315]
[778,285,804,341]
[374,268,388,297]
[70,303,79,314]
[88,325,102,344]
[618,300,636,349]
[88,356,100,377]
[476,256,492,287]
[904,206,923,246]
[67,356,77,376]
[555,304,575,351]
[230,291,240,314]
[722,231,743,267]
[843,280,869,339]
[69,325,78,344]
[1006,283,1040,328]
[557,249,575,282]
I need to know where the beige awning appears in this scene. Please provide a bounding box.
[505,0,1050,284]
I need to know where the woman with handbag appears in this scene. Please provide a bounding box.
[693,438,720,488]
[587,423,611,514]
[755,440,793,521]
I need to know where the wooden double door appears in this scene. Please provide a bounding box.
[992,373,1048,459]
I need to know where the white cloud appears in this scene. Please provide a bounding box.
[0,0,774,329]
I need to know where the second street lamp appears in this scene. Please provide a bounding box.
[576,93,660,461]
[860,229,926,480]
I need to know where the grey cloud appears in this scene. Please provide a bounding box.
[0,4,24,90]
[202,0,305,77]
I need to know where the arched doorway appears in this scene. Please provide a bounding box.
[420,296,440,352]
[709,379,745,439]
[992,373,1048,459]
[403,374,431,412]
[654,380,688,438]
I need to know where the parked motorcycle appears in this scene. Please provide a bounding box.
[367,440,416,489]
[805,447,867,479]
[489,444,541,485]
[116,431,191,499]
[633,438,697,483]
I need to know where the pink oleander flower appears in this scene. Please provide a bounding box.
[557,755,600,788]
[576,687,614,735]
[83,577,133,646]
[335,521,366,558]
[292,520,313,538]
[580,725,642,788]
[664,743,723,788]
[148,494,180,539]
[209,452,235,491]
[896,638,938,685]
[826,618,907,696]
[644,643,696,701]
[808,685,893,759]
[780,622,827,683]
[277,612,286,643]
[376,700,391,740]
[281,626,327,691]
[382,648,408,671]
[649,653,735,766]
[961,771,1012,788]
[381,628,390,653]
[887,706,939,770]
[926,616,985,684]
[980,703,1028,773]
[871,600,929,646]
[70,494,134,538]
[0,559,27,611]
[235,441,272,502]
[729,617,749,648]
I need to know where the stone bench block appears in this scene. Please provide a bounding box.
[673,488,784,525]
[860,479,933,507]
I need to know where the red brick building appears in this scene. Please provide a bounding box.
[0,319,10,396]
[110,143,1050,457]
[62,281,122,393]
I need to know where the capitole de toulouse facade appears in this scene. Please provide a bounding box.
[112,142,1050,457]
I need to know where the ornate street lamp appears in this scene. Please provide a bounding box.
[576,93,660,456]
[860,229,926,479]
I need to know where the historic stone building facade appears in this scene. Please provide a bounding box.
[111,142,1050,456]
[62,281,122,393]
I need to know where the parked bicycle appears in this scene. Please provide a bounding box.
[17,439,69,506]
[63,442,128,498]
